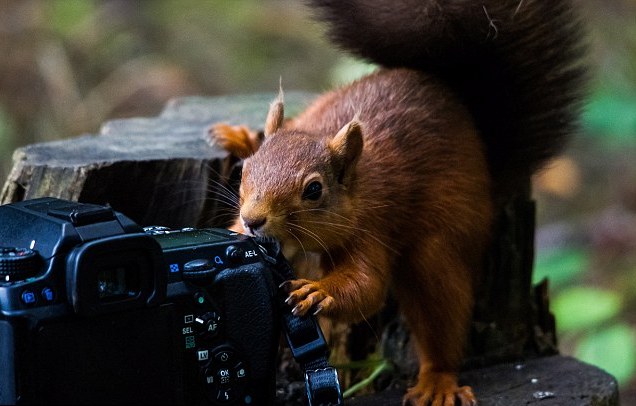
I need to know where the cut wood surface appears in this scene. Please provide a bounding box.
[347,356,618,406]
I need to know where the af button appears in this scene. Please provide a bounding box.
[194,311,221,339]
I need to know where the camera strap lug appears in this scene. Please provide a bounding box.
[282,311,328,363]
[254,238,344,406]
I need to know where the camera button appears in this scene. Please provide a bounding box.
[204,319,219,337]
[196,349,210,363]
[216,388,235,403]
[21,289,37,305]
[234,362,247,380]
[214,349,234,364]
[195,311,221,339]
[41,286,55,303]
[202,367,216,387]
[225,245,243,264]
[193,291,207,306]
[216,367,232,386]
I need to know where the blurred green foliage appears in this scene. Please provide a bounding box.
[552,287,621,332]
[534,245,636,386]
[49,0,96,36]
[534,248,589,289]
[536,238,636,388]
[577,324,636,385]
[584,90,636,146]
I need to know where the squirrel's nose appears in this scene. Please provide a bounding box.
[243,216,266,233]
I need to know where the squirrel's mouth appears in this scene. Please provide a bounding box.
[238,214,287,242]
[238,213,325,253]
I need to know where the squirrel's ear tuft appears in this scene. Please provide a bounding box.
[329,120,363,184]
[264,84,285,137]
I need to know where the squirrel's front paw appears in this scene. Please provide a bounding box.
[403,371,476,406]
[281,279,335,316]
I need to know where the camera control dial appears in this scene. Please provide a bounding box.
[0,247,40,282]
[183,259,218,280]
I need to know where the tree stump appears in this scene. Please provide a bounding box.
[1,93,314,227]
[348,356,619,406]
[1,94,619,405]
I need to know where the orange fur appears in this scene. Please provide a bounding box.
[208,124,262,159]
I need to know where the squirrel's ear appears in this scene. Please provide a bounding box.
[264,86,285,137]
[329,120,363,184]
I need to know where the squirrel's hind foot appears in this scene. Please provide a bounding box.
[403,371,476,406]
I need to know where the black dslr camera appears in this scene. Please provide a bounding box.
[0,198,342,405]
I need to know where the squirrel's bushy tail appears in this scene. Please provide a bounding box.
[307,0,587,195]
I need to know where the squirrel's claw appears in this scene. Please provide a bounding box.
[283,279,334,316]
[402,371,476,406]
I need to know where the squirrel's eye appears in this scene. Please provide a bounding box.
[302,181,323,201]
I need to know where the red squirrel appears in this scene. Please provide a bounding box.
[209,1,586,404]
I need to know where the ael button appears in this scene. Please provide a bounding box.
[225,245,243,265]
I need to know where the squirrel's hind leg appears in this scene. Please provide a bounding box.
[394,237,478,406]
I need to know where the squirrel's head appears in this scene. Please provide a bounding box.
[233,94,363,253]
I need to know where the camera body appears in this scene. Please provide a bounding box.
[0,197,280,405]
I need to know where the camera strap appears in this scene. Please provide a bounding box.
[255,239,344,406]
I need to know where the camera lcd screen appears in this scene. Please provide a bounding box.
[155,230,229,250]
[97,263,140,301]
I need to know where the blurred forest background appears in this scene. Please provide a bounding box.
[0,0,635,403]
